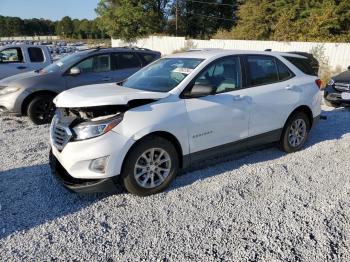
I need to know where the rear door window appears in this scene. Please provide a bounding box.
[113,52,141,69]
[283,56,316,76]
[28,47,44,62]
[246,55,279,86]
[276,59,293,81]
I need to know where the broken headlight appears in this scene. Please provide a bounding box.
[73,114,123,141]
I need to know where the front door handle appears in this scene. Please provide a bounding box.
[17,66,27,70]
[232,94,248,101]
[101,77,112,81]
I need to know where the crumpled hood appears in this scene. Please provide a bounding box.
[54,83,170,108]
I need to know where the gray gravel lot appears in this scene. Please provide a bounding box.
[0,105,350,261]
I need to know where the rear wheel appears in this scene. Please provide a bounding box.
[280,112,310,153]
[121,136,179,196]
[27,94,56,125]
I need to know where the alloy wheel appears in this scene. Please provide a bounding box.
[288,118,307,147]
[134,148,172,189]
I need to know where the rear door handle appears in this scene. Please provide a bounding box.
[285,85,297,91]
[17,66,27,70]
[232,94,248,101]
[101,77,112,81]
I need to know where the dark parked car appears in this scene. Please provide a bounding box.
[0,47,161,124]
[324,68,350,107]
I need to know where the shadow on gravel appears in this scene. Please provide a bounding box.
[172,108,350,190]
[307,107,350,146]
[0,164,112,239]
[0,109,349,239]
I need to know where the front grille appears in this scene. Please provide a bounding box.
[52,124,72,151]
[334,82,350,92]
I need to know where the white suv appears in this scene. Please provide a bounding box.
[49,50,321,196]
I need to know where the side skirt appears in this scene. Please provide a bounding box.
[182,129,282,169]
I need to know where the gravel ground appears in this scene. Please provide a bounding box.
[0,105,350,261]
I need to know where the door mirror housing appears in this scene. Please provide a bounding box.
[69,67,81,76]
[186,84,214,98]
[347,65,350,71]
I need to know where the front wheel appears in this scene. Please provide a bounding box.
[121,136,179,196]
[27,95,56,125]
[280,112,310,153]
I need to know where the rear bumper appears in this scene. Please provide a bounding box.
[49,151,119,193]
[324,85,350,105]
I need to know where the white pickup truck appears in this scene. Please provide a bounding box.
[0,45,52,80]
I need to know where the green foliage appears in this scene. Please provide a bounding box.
[56,16,73,37]
[166,0,237,39]
[95,0,238,40]
[95,0,167,42]
[0,15,105,39]
[214,0,350,42]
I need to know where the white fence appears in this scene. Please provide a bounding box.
[0,36,59,41]
[112,36,350,70]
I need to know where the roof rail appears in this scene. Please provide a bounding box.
[186,48,223,52]
[119,46,152,51]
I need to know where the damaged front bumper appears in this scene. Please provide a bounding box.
[49,151,119,193]
[324,84,350,106]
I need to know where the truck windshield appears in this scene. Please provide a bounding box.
[122,58,203,92]
[41,52,85,73]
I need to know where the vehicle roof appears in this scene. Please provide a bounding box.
[80,47,160,55]
[167,49,306,60]
[0,44,49,49]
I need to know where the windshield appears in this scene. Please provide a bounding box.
[41,52,85,73]
[122,58,203,92]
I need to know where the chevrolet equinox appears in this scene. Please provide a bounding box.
[49,50,321,196]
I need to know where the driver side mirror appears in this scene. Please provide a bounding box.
[185,84,214,98]
[348,65,350,71]
[69,67,81,76]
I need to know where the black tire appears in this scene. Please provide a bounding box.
[280,112,311,153]
[324,99,340,108]
[27,94,56,125]
[121,136,179,196]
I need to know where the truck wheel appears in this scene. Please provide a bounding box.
[27,95,56,125]
[121,136,179,196]
[280,112,310,153]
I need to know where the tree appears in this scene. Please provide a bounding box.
[56,16,74,37]
[0,15,103,39]
[217,0,350,42]
[95,0,166,42]
[167,0,237,39]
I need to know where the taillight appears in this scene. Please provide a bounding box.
[315,79,322,89]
